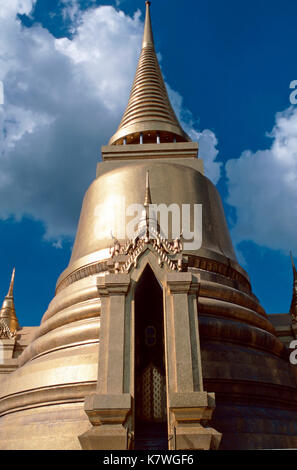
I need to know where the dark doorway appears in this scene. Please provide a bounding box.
[134,265,168,450]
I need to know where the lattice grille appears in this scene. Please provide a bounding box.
[140,363,166,422]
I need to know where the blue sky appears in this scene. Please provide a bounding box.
[0,0,297,326]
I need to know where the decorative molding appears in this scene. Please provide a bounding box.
[0,381,96,417]
[187,256,251,292]
[56,261,109,294]
[97,274,131,296]
[55,254,251,295]
[166,272,193,295]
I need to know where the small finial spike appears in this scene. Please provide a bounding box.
[142,0,154,49]
[7,267,15,297]
[144,170,152,207]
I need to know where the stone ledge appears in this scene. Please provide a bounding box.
[169,391,215,409]
[101,142,199,161]
[84,393,131,412]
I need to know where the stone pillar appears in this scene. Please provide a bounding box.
[0,337,17,377]
[79,274,132,450]
[0,338,16,362]
[165,272,222,450]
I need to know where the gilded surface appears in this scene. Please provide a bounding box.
[61,162,240,288]
[0,268,19,336]
[1,1,297,451]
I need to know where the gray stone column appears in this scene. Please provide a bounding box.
[165,272,222,450]
[79,273,132,450]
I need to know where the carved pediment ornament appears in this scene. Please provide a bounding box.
[109,170,185,274]
[0,318,17,339]
[109,226,184,274]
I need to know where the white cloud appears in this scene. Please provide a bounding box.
[190,128,221,185]
[53,239,63,249]
[0,0,35,19]
[0,1,221,244]
[226,106,297,254]
[60,0,81,25]
[166,84,222,184]
[0,81,4,105]
[0,2,142,240]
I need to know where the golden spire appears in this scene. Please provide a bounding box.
[290,252,297,323]
[0,268,20,335]
[7,267,15,297]
[109,1,190,146]
[142,1,154,49]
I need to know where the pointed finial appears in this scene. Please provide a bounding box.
[7,267,15,297]
[143,0,154,49]
[144,170,152,207]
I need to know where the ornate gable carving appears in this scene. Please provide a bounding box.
[0,319,17,339]
[109,225,185,274]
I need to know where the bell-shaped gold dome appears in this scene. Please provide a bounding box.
[55,162,250,294]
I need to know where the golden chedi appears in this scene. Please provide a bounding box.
[0,1,297,450]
